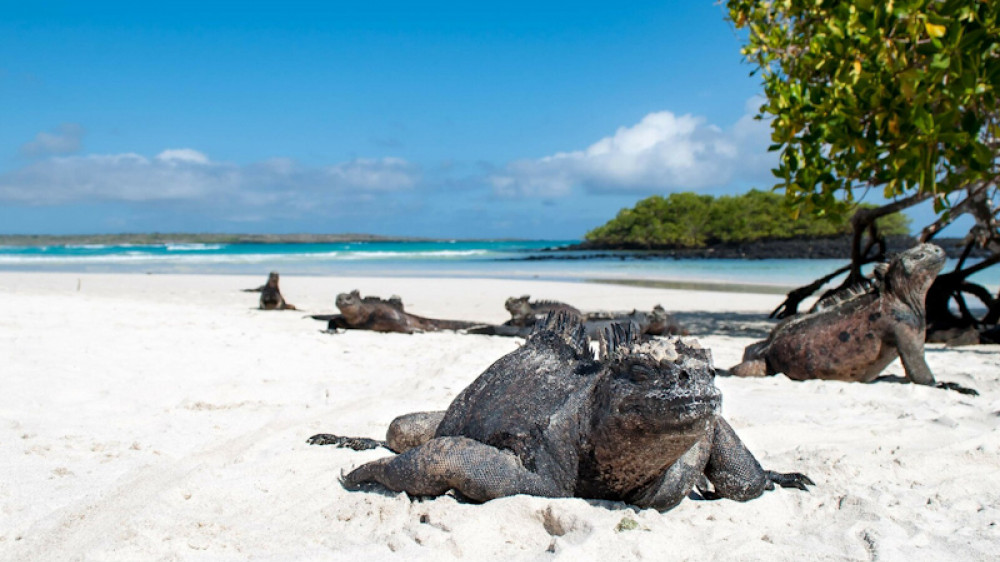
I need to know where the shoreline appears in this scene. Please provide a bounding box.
[0,233,983,259]
[587,277,793,295]
[553,235,985,260]
[0,267,798,296]
[3,235,997,294]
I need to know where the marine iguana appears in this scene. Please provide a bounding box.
[584,305,685,338]
[245,271,297,310]
[729,244,977,395]
[309,312,812,511]
[504,295,582,326]
[468,304,684,339]
[319,290,481,334]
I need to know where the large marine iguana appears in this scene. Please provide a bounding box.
[729,244,977,395]
[309,312,812,511]
[317,290,481,334]
[245,271,297,310]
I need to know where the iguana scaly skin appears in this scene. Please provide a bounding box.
[327,290,481,334]
[730,244,975,394]
[309,312,812,510]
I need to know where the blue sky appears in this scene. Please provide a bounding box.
[0,1,907,238]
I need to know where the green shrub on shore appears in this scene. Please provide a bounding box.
[585,190,910,248]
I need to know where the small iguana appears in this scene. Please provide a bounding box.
[584,305,685,338]
[244,271,296,310]
[471,301,683,339]
[504,295,582,327]
[319,290,481,334]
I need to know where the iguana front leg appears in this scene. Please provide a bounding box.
[386,411,446,453]
[894,326,935,386]
[631,436,712,511]
[701,417,813,501]
[342,436,565,502]
[729,340,772,378]
[894,327,979,395]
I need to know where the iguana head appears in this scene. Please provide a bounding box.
[645,305,673,335]
[505,295,532,318]
[266,271,280,289]
[886,243,946,308]
[599,326,720,433]
[336,290,365,322]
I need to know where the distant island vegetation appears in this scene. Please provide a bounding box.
[582,190,911,250]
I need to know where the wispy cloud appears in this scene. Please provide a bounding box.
[20,123,85,158]
[156,148,210,164]
[490,98,773,197]
[0,149,421,213]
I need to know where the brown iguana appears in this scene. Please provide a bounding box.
[730,244,977,395]
[504,295,582,326]
[319,290,482,334]
[309,312,812,511]
[244,271,297,310]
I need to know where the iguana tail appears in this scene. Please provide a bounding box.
[306,434,387,451]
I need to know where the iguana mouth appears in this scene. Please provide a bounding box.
[619,391,721,419]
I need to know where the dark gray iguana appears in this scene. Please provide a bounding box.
[244,271,297,310]
[584,305,685,338]
[471,301,684,339]
[504,295,582,327]
[729,244,977,395]
[309,311,812,511]
[314,290,482,334]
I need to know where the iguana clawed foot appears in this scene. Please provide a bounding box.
[697,470,814,500]
[307,434,386,450]
[935,381,979,396]
[765,470,815,491]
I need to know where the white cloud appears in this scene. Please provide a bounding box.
[20,123,85,157]
[156,148,210,164]
[326,157,418,191]
[0,150,421,209]
[491,99,774,197]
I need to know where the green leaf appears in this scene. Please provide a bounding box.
[925,22,947,38]
[930,54,952,70]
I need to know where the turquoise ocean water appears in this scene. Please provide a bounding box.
[0,240,997,291]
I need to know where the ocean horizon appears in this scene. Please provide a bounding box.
[2,239,998,293]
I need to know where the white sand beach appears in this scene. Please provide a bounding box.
[1,271,998,561]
